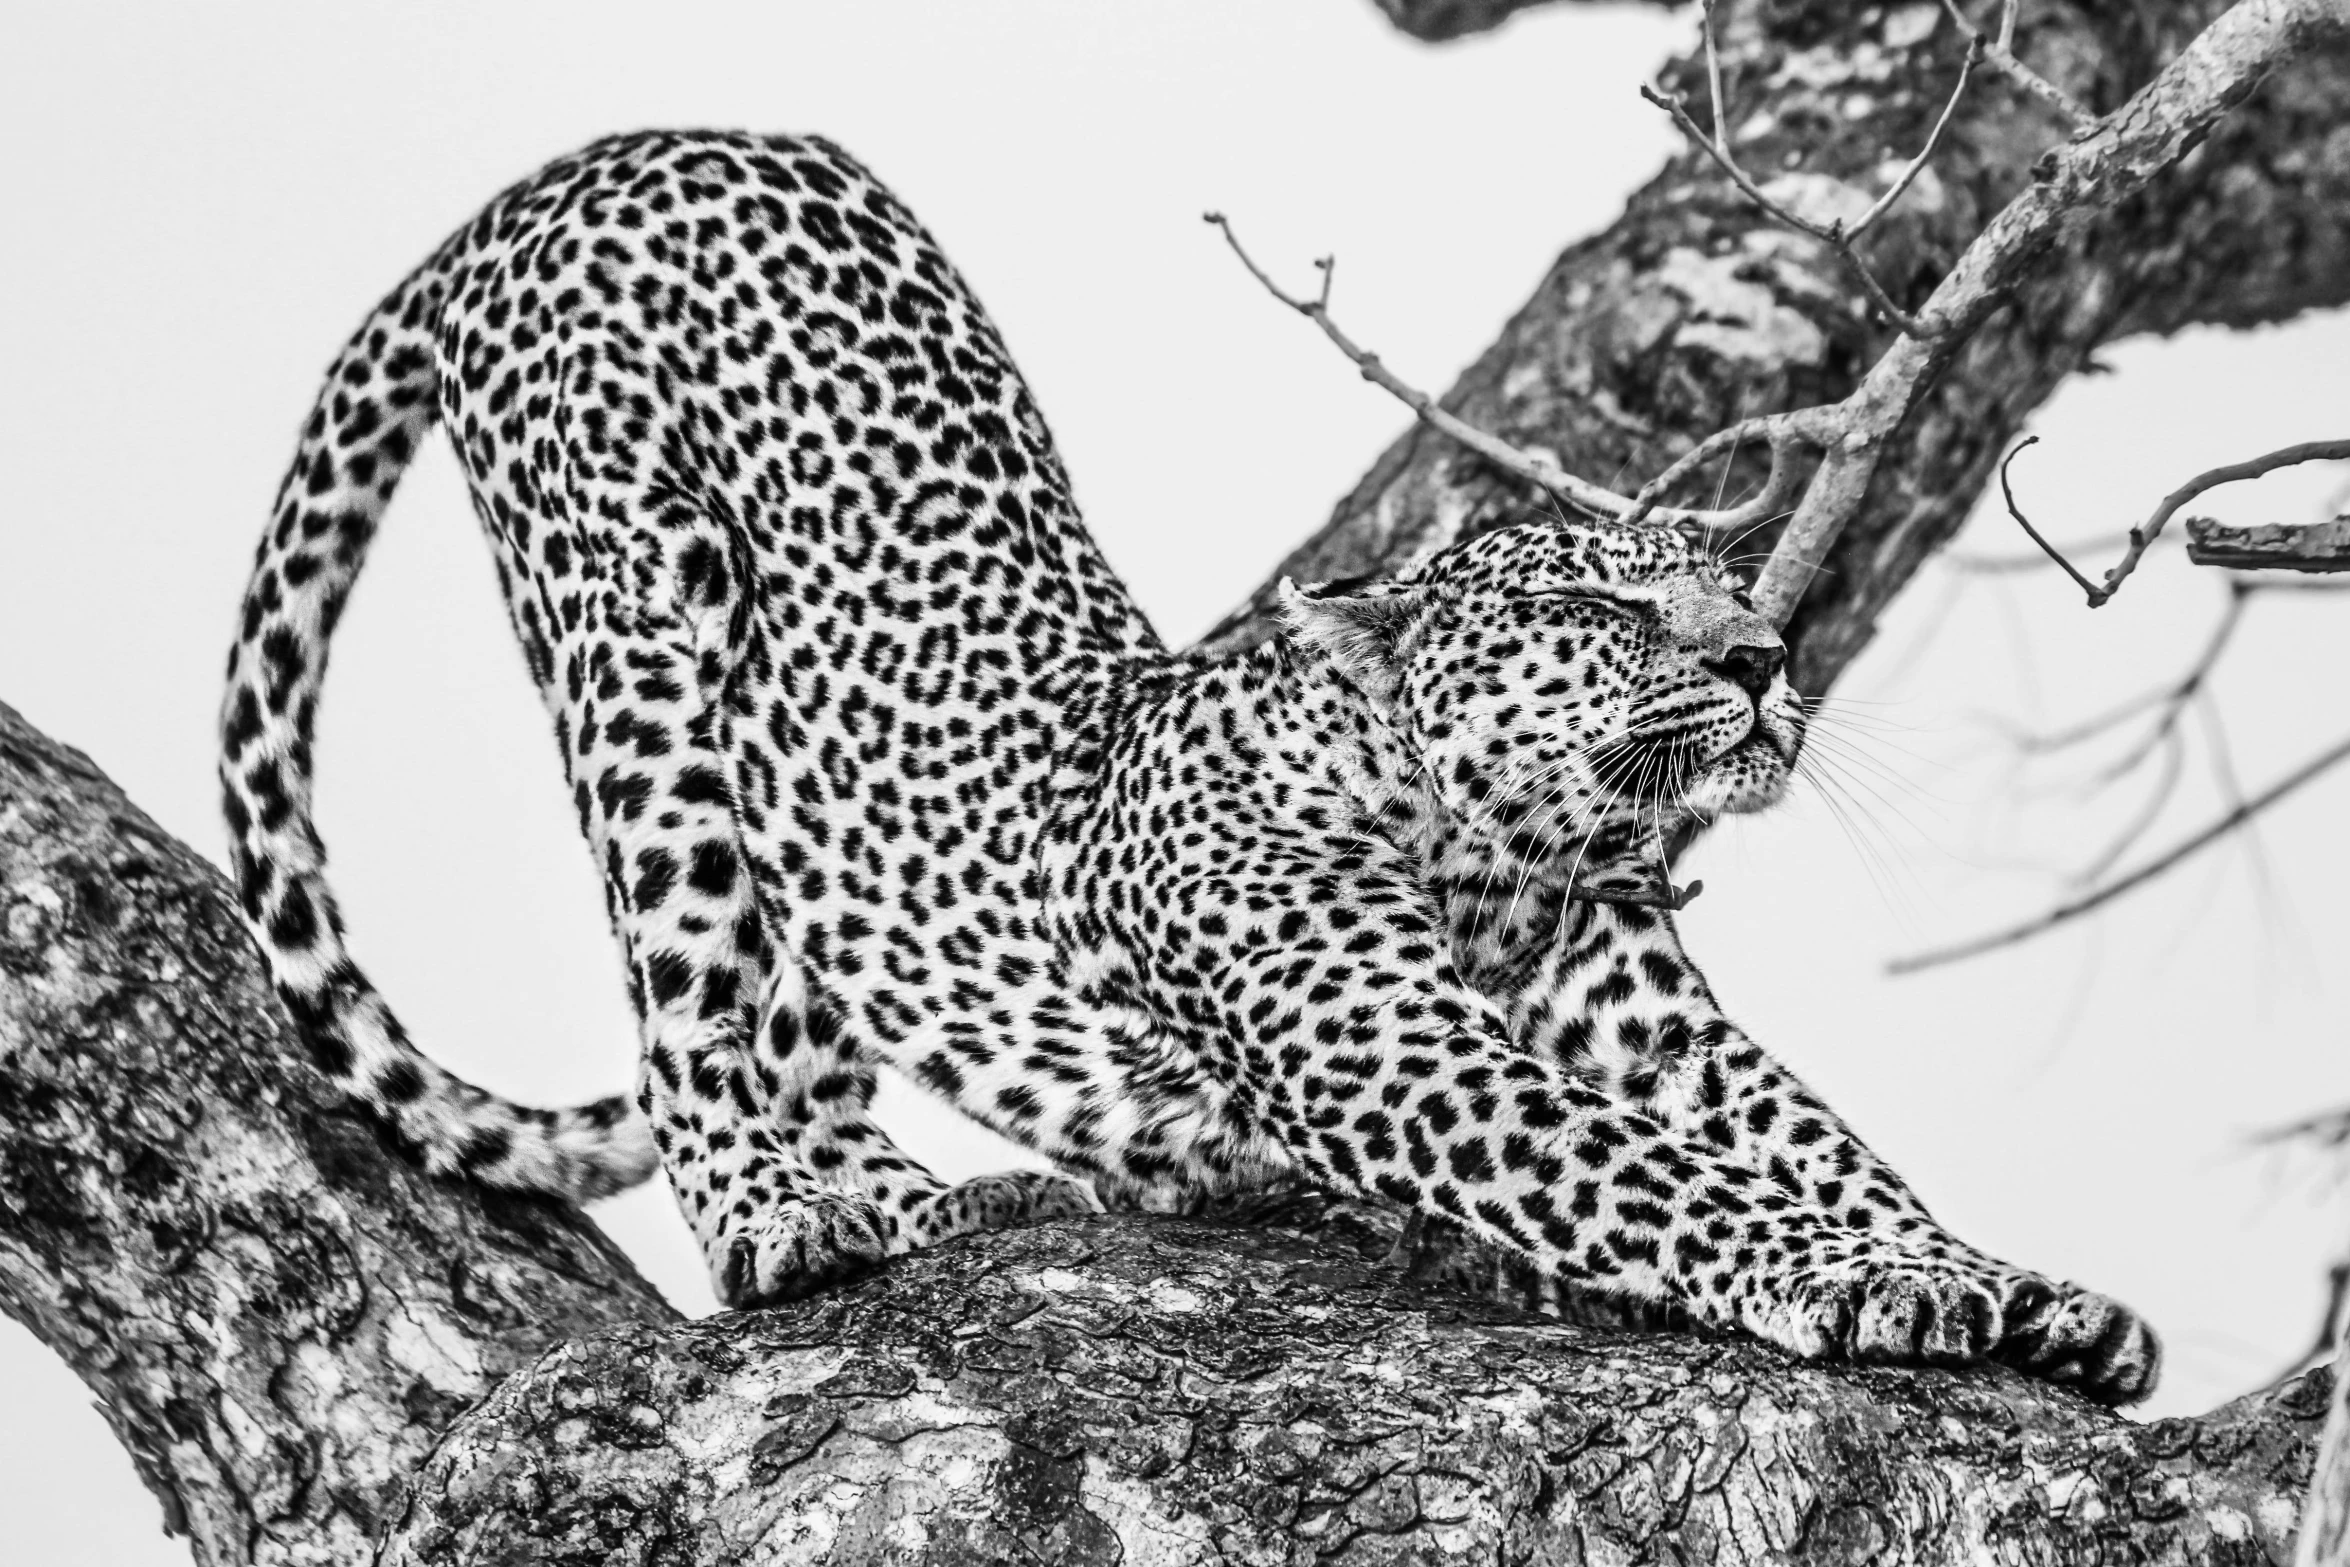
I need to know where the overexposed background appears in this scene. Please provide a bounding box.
[3,5,2345,1561]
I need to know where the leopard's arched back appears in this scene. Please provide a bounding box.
[220,132,1157,1204]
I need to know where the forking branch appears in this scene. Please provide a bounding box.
[1889,726,2350,974]
[1899,542,2350,971]
[1996,436,2350,605]
[1209,0,2348,632]
[1639,0,1984,340]
[1939,0,2099,128]
[1200,212,1828,537]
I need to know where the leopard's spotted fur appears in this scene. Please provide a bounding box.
[220,129,2157,1403]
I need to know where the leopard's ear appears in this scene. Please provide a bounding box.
[1277,576,1427,695]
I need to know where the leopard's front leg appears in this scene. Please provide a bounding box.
[1104,826,2052,1382]
[1510,897,2160,1404]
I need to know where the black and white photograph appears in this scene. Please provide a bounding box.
[3,2,2348,1562]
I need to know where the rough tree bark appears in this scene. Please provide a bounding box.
[6,0,2349,1560]
[0,699,2330,1564]
[0,702,675,1565]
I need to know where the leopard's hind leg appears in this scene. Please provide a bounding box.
[713,964,1103,1307]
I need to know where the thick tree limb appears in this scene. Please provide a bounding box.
[377,1202,2330,1565]
[0,700,674,1565]
[0,694,2336,1560]
[1203,0,2350,697]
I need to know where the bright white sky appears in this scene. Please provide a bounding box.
[3,5,2346,1561]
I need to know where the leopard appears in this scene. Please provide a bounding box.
[219,127,2158,1404]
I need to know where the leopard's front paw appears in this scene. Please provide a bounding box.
[908,1170,1097,1245]
[1741,1255,2003,1368]
[713,1191,890,1309]
[1994,1277,2163,1405]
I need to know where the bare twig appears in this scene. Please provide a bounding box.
[1960,557,2341,908]
[1945,527,2144,575]
[1637,4,1982,343]
[1962,590,2225,883]
[1203,212,1830,535]
[1623,409,1839,528]
[2192,692,2281,913]
[1752,0,2349,624]
[2072,588,2243,777]
[1990,438,2350,603]
[2072,722,2184,886]
[2096,439,2350,599]
[1890,727,2350,973]
[2259,1105,2350,1154]
[1994,436,2108,602]
[1941,0,2099,129]
[2046,595,2241,886]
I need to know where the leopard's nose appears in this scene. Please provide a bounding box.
[1705,641,1784,699]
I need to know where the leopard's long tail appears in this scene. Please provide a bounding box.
[219,244,657,1203]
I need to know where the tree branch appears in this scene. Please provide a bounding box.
[1203,212,1825,534]
[2097,439,2350,597]
[1889,725,2350,973]
[2190,512,2350,571]
[0,699,673,1563]
[1979,439,2350,600]
[1751,0,2350,625]
[1993,435,2113,603]
[376,1196,2334,1565]
[1639,0,1981,341]
[2303,1333,2350,1567]
[1197,0,2350,700]
[1,694,2333,1562]
[1942,0,2101,128]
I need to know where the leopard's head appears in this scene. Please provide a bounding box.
[1280,519,1803,866]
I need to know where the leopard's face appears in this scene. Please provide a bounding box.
[1284,520,1803,867]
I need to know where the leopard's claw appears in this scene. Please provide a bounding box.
[1996,1281,2163,1406]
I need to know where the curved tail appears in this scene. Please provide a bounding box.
[220,246,656,1203]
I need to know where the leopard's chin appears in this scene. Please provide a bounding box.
[1683,735,1791,817]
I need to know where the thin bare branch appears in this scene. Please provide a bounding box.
[1640,0,1984,340]
[2072,722,2183,886]
[1850,39,1984,236]
[2259,1104,2350,1153]
[1941,0,2099,128]
[2192,692,2282,916]
[1638,77,1953,340]
[1623,409,1837,529]
[2082,586,2243,785]
[2098,438,2350,599]
[1994,435,2110,603]
[1202,212,1828,535]
[1890,728,2350,973]
[1752,0,2350,626]
[1945,527,2143,575]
